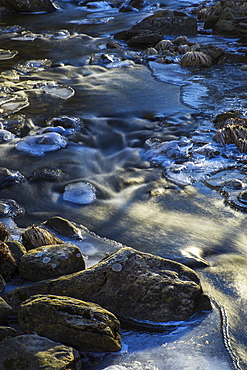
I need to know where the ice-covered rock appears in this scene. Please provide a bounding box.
[15,132,67,156]
[63,182,97,204]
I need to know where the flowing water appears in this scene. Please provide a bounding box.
[0,0,247,368]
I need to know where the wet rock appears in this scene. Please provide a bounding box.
[18,294,121,352]
[6,241,27,265]
[0,275,6,293]
[0,326,20,341]
[22,225,64,251]
[0,297,13,323]
[44,216,82,238]
[0,199,24,218]
[4,247,212,321]
[0,242,17,281]
[0,222,9,241]
[1,0,57,13]
[202,0,247,36]
[0,114,34,137]
[29,168,64,182]
[45,115,82,129]
[0,334,82,369]
[0,49,18,60]
[214,117,247,152]
[18,244,86,282]
[115,10,197,46]
[180,51,212,67]
[0,167,25,189]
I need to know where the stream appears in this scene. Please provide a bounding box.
[0,0,247,368]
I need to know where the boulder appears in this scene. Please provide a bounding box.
[114,10,197,46]
[0,241,17,281]
[21,225,64,250]
[4,247,211,322]
[6,241,27,265]
[0,334,82,370]
[0,297,13,323]
[0,326,20,341]
[18,244,86,281]
[18,294,121,352]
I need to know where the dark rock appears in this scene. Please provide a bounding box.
[0,297,13,323]
[29,168,64,182]
[0,167,25,189]
[0,275,6,293]
[127,31,164,47]
[106,39,122,49]
[22,226,64,251]
[4,247,212,321]
[18,244,86,282]
[0,242,17,281]
[6,241,27,265]
[1,114,34,137]
[0,222,9,242]
[44,216,82,238]
[0,199,25,218]
[0,334,82,369]
[0,0,57,13]
[0,326,20,341]
[18,294,121,352]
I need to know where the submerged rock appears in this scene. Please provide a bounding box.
[21,226,63,250]
[18,294,121,352]
[18,244,86,281]
[0,334,82,370]
[4,247,212,321]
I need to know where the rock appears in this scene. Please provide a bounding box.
[0,222,9,241]
[0,334,82,369]
[114,9,197,46]
[6,241,27,265]
[180,51,212,67]
[18,294,121,352]
[29,168,64,182]
[0,199,24,218]
[0,0,57,13]
[4,247,212,322]
[0,297,13,323]
[0,242,17,281]
[44,216,82,238]
[0,326,20,341]
[22,225,64,250]
[0,275,6,293]
[18,244,86,282]
[214,117,247,152]
[0,167,25,189]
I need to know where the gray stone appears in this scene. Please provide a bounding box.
[18,294,121,352]
[0,297,13,323]
[18,244,86,281]
[4,247,211,322]
[0,334,82,370]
